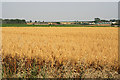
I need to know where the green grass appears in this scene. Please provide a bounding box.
[2,24,112,27]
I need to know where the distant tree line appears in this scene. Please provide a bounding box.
[2,19,26,24]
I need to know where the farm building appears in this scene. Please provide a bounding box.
[34,22,49,25]
[26,22,34,25]
[60,22,75,25]
[27,22,49,25]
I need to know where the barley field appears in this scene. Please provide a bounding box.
[2,27,119,78]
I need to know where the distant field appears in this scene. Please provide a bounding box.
[2,27,118,78]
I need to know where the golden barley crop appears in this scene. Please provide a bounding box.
[2,27,119,78]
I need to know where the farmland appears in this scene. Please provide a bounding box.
[2,27,119,78]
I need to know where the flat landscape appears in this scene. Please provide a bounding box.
[2,27,119,78]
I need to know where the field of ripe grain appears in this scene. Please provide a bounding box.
[2,27,119,78]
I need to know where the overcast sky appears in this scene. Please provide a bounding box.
[1,0,120,2]
[0,2,2,18]
[1,1,119,21]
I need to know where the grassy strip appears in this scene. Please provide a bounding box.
[2,24,112,27]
